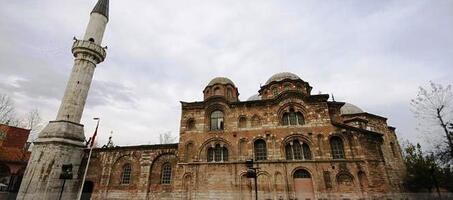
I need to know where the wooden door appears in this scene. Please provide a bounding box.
[293,169,314,200]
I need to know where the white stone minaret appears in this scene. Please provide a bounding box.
[18,1,109,199]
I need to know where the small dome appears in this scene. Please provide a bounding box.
[207,77,235,87]
[265,72,301,85]
[247,94,262,101]
[340,103,364,115]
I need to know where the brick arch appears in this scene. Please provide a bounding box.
[250,114,262,127]
[257,171,272,199]
[276,102,308,125]
[184,141,195,162]
[146,151,178,199]
[198,137,233,161]
[108,153,140,188]
[336,171,356,192]
[281,133,314,160]
[328,133,349,159]
[204,103,230,131]
[238,115,247,129]
[237,138,249,160]
[282,133,314,146]
[182,172,193,199]
[290,167,314,179]
[274,171,286,199]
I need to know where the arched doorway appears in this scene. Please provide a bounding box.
[293,169,314,200]
[81,181,94,200]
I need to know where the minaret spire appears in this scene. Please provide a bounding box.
[91,0,109,20]
[18,0,110,199]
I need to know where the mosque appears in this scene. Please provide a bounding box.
[17,0,406,199]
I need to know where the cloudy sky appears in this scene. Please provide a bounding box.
[0,0,452,147]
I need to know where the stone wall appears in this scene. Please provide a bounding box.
[86,77,406,199]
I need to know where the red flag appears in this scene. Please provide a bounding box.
[90,122,99,148]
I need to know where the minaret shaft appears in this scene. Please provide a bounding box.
[56,59,96,123]
[17,0,109,199]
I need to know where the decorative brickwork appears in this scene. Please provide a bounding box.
[86,73,406,199]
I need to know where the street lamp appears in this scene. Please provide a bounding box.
[245,159,258,200]
[59,164,73,200]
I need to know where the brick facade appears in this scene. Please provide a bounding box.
[86,73,406,199]
[0,124,30,198]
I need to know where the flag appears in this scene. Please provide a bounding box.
[90,122,99,148]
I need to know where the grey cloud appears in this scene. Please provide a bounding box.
[1,0,452,145]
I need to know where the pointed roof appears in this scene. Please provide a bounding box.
[91,0,109,20]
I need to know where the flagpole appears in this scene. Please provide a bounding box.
[77,118,100,200]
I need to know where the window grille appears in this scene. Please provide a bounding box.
[294,169,311,178]
[207,144,229,162]
[282,110,304,126]
[210,110,224,131]
[293,140,302,160]
[161,163,172,184]
[207,148,214,162]
[330,137,345,159]
[302,143,312,160]
[120,164,132,185]
[285,144,293,160]
[254,139,267,161]
[285,140,312,160]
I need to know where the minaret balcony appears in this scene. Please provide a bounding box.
[71,39,107,64]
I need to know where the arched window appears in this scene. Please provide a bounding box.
[210,110,224,131]
[337,172,353,184]
[282,108,304,126]
[185,143,194,162]
[330,136,345,159]
[302,143,312,160]
[120,164,132,185]
[390,142,397,157]
[207,144,229,162]
[161,163,172,184]
[214,87,221,95]
[227,88,233,98]
[254,139,267,161]
[238,116,247,128]
[285,140,312,160]
[187,118,195,130]
[272,87,278,96]
[251,115,261,127]
[293,169,311,178]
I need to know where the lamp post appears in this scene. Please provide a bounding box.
[245,159,259,200]
[59,164,73,200]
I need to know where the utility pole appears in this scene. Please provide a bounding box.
[245,159,259,200]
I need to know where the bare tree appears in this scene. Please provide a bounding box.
[159,131,176,144]
[0,94,44,141]
[411,81,453,163]
[0,94,16,124]
[25,108,43,141]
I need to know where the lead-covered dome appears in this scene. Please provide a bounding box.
[247,94,262,101]
[340,103,364,115]
[207,77,235,87]
[265,72,301,85]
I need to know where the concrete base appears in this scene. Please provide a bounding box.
[17,121,87,200]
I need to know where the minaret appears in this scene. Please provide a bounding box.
[18,1,109,199]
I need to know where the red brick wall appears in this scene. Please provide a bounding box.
[0,124,30,148]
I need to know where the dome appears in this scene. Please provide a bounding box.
[340,103,364,115]
[247,94,262,101]
[207,77,235,87]
[265,72,301,85]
